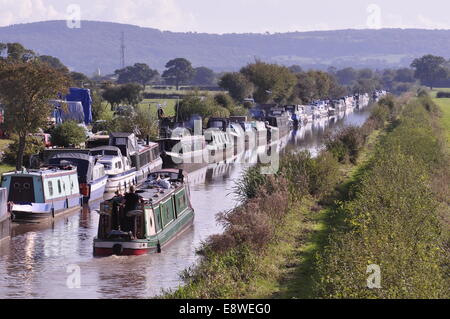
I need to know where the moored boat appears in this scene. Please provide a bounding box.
[0,188,10,243]
[158,127,206,166]
[90,146,136,193]
[109,133,163,184]
[1,166,82,222]
[93,169,194,256]
[48,153,108,202]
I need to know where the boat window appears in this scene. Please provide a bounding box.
[48,181,53,196]
[57,180,62,193]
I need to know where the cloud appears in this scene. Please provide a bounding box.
[0,0,59,26]
[417,14,450,29]
[0,0,197,31]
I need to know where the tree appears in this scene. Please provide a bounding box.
[411,55,448,89]
[38,55,69,72]
[101,83,143,110]
[176,94,230,123]
[192,67,215,85]
[51,121,86,147]
[335,67,358,86]
[102,86,123,110]
[70,72,91,87]
[240,61,297,103]
[0,61,69,169]
[218,72,253,102]
[115,63,159,89]
[162,58,195,90]
[0,42,35,63]
[120,83,143,107]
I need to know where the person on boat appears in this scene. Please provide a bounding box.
[121,186,142,232]
[157,105,165,119]
[111,190,123,230]
[155,174,171,189]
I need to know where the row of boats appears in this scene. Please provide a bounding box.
[0,90,384,255]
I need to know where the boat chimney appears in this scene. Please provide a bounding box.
[146,135,150,145]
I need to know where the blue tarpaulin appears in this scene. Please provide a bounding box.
[65,88,93,124]
[50,100,85,124]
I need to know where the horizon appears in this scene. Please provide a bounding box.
[3,19,450,35]
[2,0,450,33]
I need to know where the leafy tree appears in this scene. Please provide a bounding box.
[288,65,303,74]
[162,58,195,90]
[3,135,45,167]
[70,71,91,87]
[240,61,297,103]
[0,42,35,62]
[394,68,415,83]
[218,72,253,102]
[102,86,123,110]
[214,93,235,110]
[192,66,215,85]
[176,94,230,123]
[411,55,448,89]
[101,83,143,110]
[335,67,358,85]
[120,83,143,107]
[38,55,69,72]
[115,63,159,89]
[51,121,86,147]
[0,61,69,169]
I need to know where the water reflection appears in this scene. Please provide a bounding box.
[0,109,370,298]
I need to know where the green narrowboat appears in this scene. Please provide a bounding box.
[93,169,194,256]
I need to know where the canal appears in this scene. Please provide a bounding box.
[0,108,371,298]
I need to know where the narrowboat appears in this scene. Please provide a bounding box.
[250,121,268,146]
[229,116,256,150]
[0,188,10,243]
[90,146,136,193]
[1,166,82,222]
[109,133,163,184]
[158,127,206,166]
[207,117,246,154]
[204,128,234,163]
[48,153,108,202]
[93,169,194,256]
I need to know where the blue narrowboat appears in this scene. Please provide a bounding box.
[48,153,108,202]
[0,188,10,243]
[1,166,82,222]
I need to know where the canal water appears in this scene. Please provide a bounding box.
[0,109,370,298]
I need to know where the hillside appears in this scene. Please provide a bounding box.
[1,20,450,74]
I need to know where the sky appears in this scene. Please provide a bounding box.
[1,0,450,33]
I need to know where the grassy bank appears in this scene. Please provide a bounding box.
[432,95,450,149]
[160,97,395,299]
[311,95,449,298]
[161,93,449,299]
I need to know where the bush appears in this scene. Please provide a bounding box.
[325,126,364,164]
[3,135,45,167]
[436,91,450,98]
[50,121,86,147]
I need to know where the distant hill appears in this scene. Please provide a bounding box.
[1,20,450,75]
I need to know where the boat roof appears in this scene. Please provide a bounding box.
[2,166,77,177]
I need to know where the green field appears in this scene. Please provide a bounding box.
[99,98,177,121]
[432,89,450,148]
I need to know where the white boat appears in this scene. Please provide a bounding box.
[90,146,136,193]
